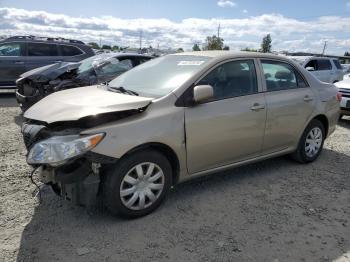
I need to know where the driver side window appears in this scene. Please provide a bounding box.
[198,60,258,101]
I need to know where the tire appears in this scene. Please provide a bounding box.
[103,150,172,218]
[292,119,325,163]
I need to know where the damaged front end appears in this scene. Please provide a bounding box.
[16,62,94,112]
[21,120,118,207]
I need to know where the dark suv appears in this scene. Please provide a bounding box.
[0,36,94,88]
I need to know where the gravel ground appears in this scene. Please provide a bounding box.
[0,105,349,262]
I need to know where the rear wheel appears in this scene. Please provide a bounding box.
[103,150,172,218]
[292,119,325,163]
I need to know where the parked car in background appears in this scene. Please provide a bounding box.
[288,56,343,83]
[0,35,94,88]
[16,53,153,111]
[341,64,350,80]
[335,79,350,119]
[22,51,340,218]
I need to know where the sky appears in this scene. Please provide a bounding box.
[0,0,349,55]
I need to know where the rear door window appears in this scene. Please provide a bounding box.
[27,43,59,56]
[0,43,23,56]
[317,59,332,70]
[60,45,83,56]
[261,60,308,91]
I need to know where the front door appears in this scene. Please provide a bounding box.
[185,59,266,174]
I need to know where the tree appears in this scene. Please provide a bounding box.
[204,35,224,50]
[241,47,258,52]
[192,43,201,51]
[345,51,350,56]
[177,48,184,53]
[112,45,119,51]
[88,42,100,49]
[223,45,230,50]
[102,45,111,50]
[261,34,272,53]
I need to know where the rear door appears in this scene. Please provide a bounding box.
[185,59,267,174]
[25,42,62,71]
[0,42,26,87]
[260,59,315,154]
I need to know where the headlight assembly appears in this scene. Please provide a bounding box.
[27,133,104,166]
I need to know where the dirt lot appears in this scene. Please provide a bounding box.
[0,101,349,262]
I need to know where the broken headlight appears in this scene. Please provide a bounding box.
[27,133,104,166]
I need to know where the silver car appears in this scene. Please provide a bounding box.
[22,51,340,218]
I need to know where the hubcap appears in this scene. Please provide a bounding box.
[120,162,165,211]
[305,127,323,158]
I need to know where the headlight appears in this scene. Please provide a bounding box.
[27,133,104,166]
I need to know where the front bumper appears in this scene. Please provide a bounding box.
[38,160,101,207]
[340,96,350,116]
[15,89,39,105]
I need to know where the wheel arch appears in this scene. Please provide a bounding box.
[122,142,180,185]
[312,114,329,137]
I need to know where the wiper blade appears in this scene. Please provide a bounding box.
[108,86,139,96]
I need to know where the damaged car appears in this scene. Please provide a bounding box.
[22,51,340,218]
[16,53,153,111]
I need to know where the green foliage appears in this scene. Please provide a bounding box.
[102,45,111,50]
[88,42,100,49]
[192,44,201,51]
[261,34,272,53]
[112,45,119,51]
[204,35,224,50]
[177,48,184,53]
[345,51,350,57]
[241,47,258,52]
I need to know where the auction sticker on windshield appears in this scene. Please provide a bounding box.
[177,61,205,66]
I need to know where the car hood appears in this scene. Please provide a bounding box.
[24,85,153,123]
[335,79,350,90]
[19,62,80,82]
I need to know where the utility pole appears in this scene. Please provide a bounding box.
[217,23,221,38]
[322,41,327,56]
[139,30,143,52]
[99,37,102,49]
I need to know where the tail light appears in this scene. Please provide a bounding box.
[336,92,342,102]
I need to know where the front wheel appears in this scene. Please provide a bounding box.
[103,150,172,218]
[292,119,325,163]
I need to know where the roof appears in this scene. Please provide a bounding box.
[171,50,289,60]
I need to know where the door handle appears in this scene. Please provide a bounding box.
[303,96,313,102]
[250,103,265,111]
[14,61,24,65]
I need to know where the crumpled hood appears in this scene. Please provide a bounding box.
[24,85,153,123]
[19,62,80,82]
[335,79,350,90]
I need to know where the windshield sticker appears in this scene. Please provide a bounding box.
[177,61,205,66]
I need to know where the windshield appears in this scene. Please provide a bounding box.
[77,54,120,74]
[108,55,212,98]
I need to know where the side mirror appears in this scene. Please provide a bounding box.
[193,85,214,103]
[306,66,315,71]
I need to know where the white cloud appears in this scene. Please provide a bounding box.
[0,7,349,55]
[217,0,236,8]
[242,9,248,13]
